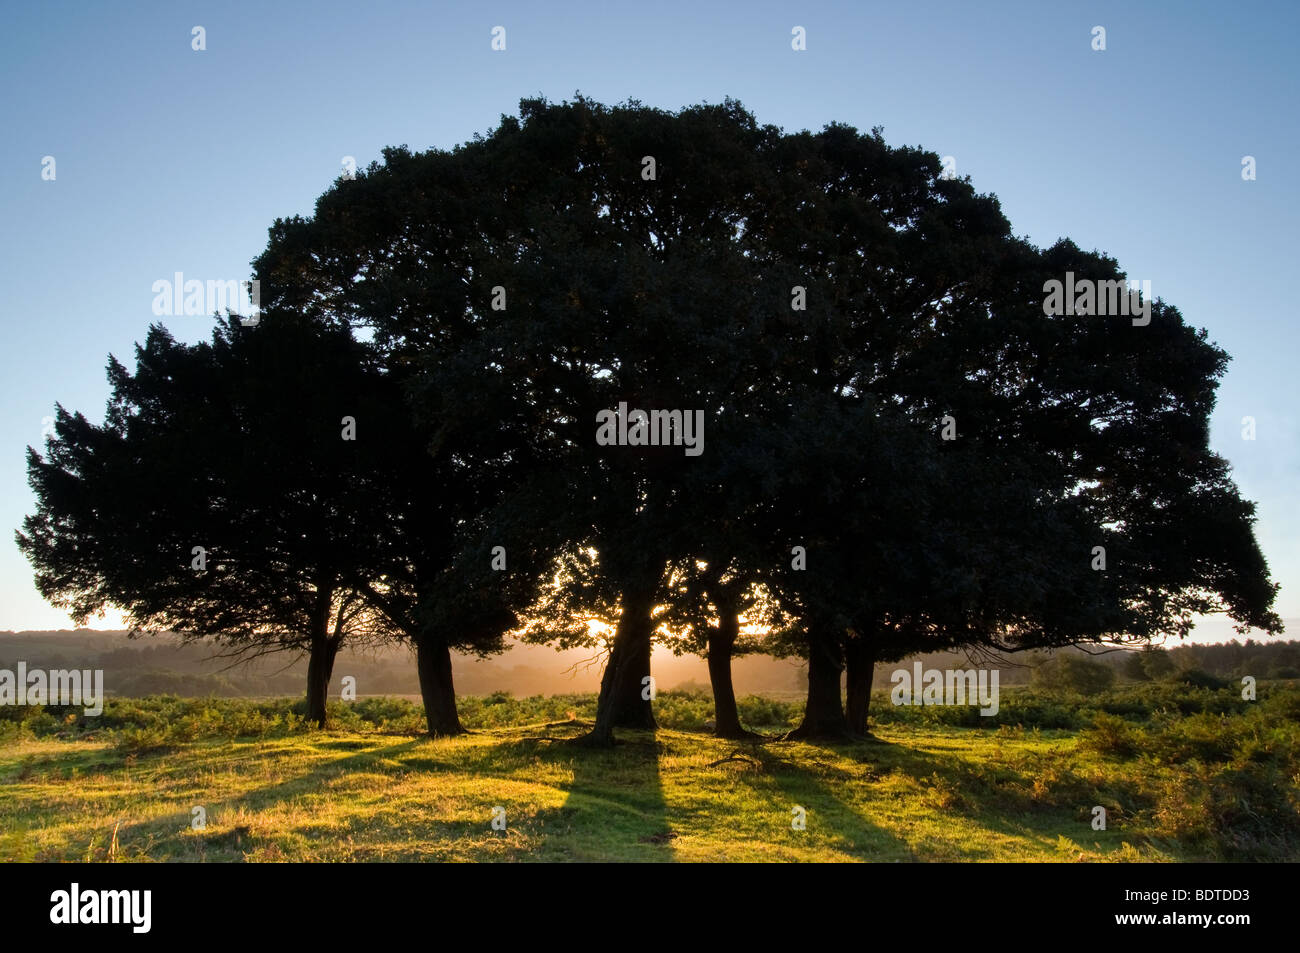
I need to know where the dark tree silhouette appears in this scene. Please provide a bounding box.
[17,315,394,726]
[251,157,565,737]
[739,121,1284,737]
[191,95,1283,744]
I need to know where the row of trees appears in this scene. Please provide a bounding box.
[19,97,1281,744]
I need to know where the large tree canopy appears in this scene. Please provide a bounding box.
[249,95,1280,742]
[26,95,1280,745]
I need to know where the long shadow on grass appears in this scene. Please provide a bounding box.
[783,730,1133,859]
[208,730,671,861]
[699,736,915,861]
[105,738,428,861]
[496,725,673,861]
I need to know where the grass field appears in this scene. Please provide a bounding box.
[2,685,1298,862]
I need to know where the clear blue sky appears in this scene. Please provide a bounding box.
[2,0,1296,640]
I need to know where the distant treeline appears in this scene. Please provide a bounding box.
[4,630,1294,701]
[872,640,1300,691]
[0,630,806,699]
[0,631,384,698]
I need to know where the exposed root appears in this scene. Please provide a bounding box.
[706,748,762,768]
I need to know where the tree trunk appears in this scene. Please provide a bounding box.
[305,588,342,729]
[415,630,465,737]
[707,610,749,739]
[575,584,657,747]
[305,630,340,729]
[785,621,849,740]
[611,610,656,729]
[844,636,876,737]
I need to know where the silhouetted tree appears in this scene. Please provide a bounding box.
[251,151,567,736]
[18,315,394,726]
[250,95,1282,745]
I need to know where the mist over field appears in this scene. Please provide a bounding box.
[4,628,1297,700]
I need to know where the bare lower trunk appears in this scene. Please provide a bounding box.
[611,611,656,729]
[576,584,657,747]
[785,621,849,740]
[415,631,465,737]
[844,636,875,737]
[707,611,749,738]
[305,631,342,729]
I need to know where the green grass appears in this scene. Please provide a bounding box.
[1,685,1297,862]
